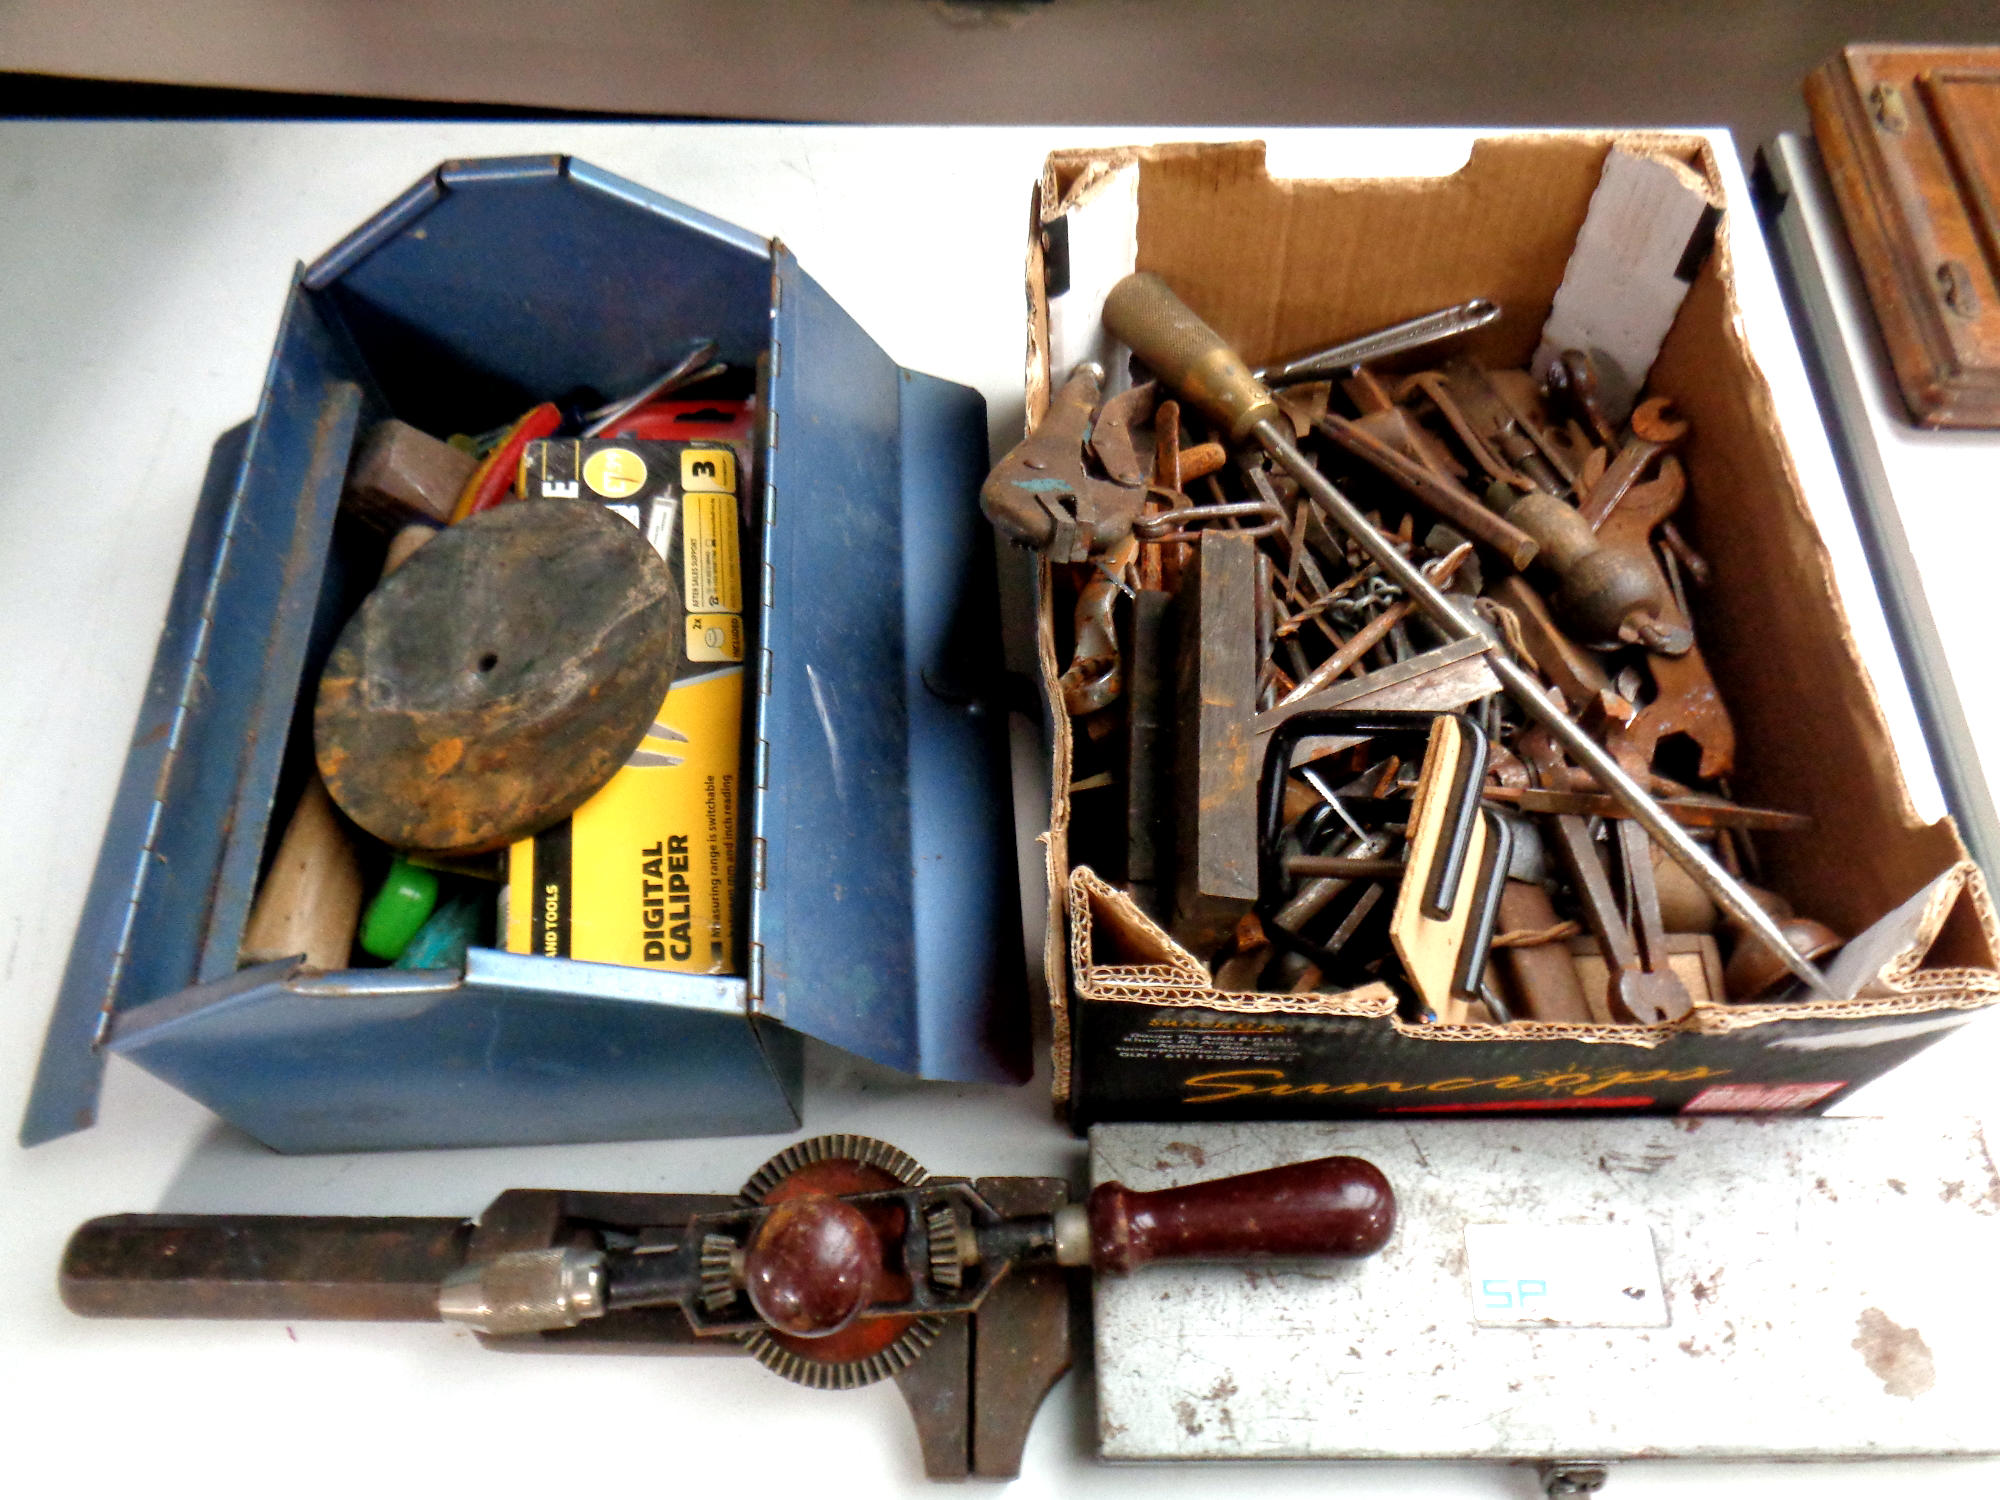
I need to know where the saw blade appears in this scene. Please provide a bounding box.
[734,1134,939,1388]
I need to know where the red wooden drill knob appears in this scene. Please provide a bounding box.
[744,1194,882,1338]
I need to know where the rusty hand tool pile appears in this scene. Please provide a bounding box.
[985,279,1845,1028]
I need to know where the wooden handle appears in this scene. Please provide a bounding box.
[1101,272,1284,443]
[1088,1155,1395,1274]
[743,1194,883,1337]
[238,775,362,971]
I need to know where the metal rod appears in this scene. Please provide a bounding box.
[1285,855,1407,879]
[1481,785,1812,832]
[60,1214,472,1320]
[583,340,722,436]
[1280,600,1412,705]
[1134,498,1283,542]
[1314,412,1540,568]
[1256,299,1501,386]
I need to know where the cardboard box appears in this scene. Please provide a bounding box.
[1024,136,2000,1126]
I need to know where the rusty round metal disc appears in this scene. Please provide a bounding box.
[315,497,681,855]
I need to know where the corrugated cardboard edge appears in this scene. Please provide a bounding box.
[1071,866,2000,1045]
[1029,150,1163,1109]
[1035,552,1072,1108]
[1069,867,1400,1017]
[1024,134,2000,1106]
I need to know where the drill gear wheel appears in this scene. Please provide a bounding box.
[926,1204,966,1291]
[738,1133,927,1205]
[697,1233,739,1312]
[732,1133,940,1388]
[741,1316,946,1390]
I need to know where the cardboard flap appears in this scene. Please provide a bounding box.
[1823,861,2000,997]
[1069,867,1397,1018]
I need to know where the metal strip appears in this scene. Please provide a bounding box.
[194,378,362,982]
[746,258,786,1023]
[1760,136,2000,879]
[438,155,565,188]
[567,158,773,261]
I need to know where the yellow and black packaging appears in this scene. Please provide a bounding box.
[505,438,746,974]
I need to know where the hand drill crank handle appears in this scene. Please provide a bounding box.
[1051,1156,1397,1274]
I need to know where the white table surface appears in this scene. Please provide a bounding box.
[1,122,1994,1499]
[1772,130,2000,876]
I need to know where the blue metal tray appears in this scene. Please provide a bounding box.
[23,155,1025,1152]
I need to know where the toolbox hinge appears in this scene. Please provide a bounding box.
[747,941,764,1006]
[751,836,767,892]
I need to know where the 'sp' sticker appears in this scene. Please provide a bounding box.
[1465,1223,1668,1327]
[583,447,648,499]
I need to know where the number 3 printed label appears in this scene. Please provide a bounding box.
[680,447,736,494]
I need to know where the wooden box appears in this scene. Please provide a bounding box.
[1807,45,2000,428]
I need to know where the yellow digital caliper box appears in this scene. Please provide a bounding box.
[505,438,745,974]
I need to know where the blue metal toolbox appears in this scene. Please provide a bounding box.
[22,155,1024,1152]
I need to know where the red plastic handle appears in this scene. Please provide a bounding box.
[1087,1155,1395,1275]
[456,401,561,520]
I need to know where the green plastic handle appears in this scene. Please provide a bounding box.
[359,856,439,961]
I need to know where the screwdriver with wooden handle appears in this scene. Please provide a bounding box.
[1099,271,1836,1002]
